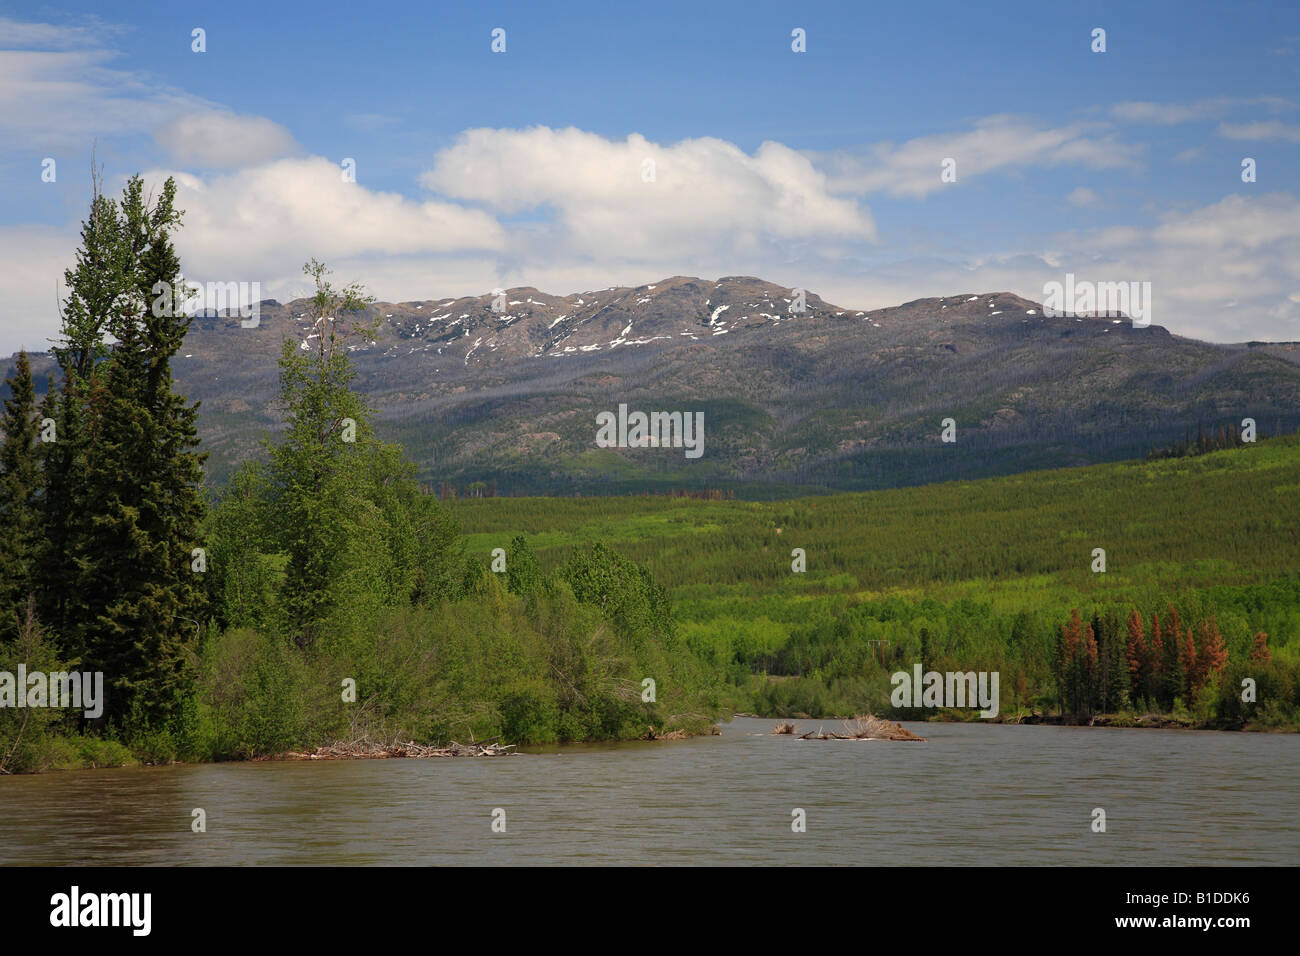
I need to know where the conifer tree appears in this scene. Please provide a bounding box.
[0,351,42,638]
[1148,611,1165,707]
[1178,620,1197,703]
[38,172,125,651]
[1125,608,1149,703]
[1159,606,1184,707]
[96,175,206,727]
[1194,618,1227,691]
[41,172,207,728]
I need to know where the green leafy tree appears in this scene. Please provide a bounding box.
[560,542,676,651]
[266,260,378,643]
[262,260,462,643]
[206,462,279,631]
[505,535,546,598]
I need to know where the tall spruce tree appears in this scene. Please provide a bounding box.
[0,351,42,638]
[38,171,126,649]
[41,171,207,729]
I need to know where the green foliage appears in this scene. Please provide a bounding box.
[0,607,70,773]
[560,542,677,651]
[450,438,1300,728]
[0,351,41,638]
[249,261,466,645]
[29,173,205,731]
[195,627,315,760]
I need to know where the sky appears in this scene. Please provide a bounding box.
[1,0,1298,353]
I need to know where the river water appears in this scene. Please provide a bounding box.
[1,718,1295,865]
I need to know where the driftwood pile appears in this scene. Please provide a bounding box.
[774,715,925,742]
[643,724,722,740]
[287,739,517,760]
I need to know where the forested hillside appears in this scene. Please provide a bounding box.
[449,436,1300,725]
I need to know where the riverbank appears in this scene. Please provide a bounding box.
[926,708,1295,732]
[5,702,1293,776]
[739,707,1298,733]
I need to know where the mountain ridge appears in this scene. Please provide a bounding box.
[6,275,1300,497]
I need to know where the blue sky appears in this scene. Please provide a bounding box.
[2,0,1298,352]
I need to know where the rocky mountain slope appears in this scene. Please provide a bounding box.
[8,275,1300,496]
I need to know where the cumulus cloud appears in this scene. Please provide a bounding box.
[1,20,287,167]
[764,194,1300,345]
[154,111,300,168]
[973,194,1300,342]
[161,157,506,279]
[3,109,1298,353]
[420,126,876,260]
[816,115,1142,199]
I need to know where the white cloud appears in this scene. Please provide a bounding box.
[816,115,1142,199]
[0,20,288,169]
[161,158,507,279]
[1066,187,1098,207]
[421,126,876,260]
[994,194,1300,341]
[1111,96,1292,124]
[761,194,1300,344]
[1217,120,1300,142]
[0,49,205,149]
[154,111,300,168]
[0,224,80,353]
[0,16,126,50]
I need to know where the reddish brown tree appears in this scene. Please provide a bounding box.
[1126,608,1148,697]
[1195,617,1228,690]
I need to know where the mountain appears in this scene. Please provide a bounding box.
[8,275,1300,496]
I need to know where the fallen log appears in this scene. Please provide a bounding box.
[284,739,518,760]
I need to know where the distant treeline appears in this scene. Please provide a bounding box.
[1053,605,1276,721]
[430,481,737,501]
[433,480,499,498]
[1147,420,1279,460]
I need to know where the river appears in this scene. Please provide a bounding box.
[2,718,1295,865]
